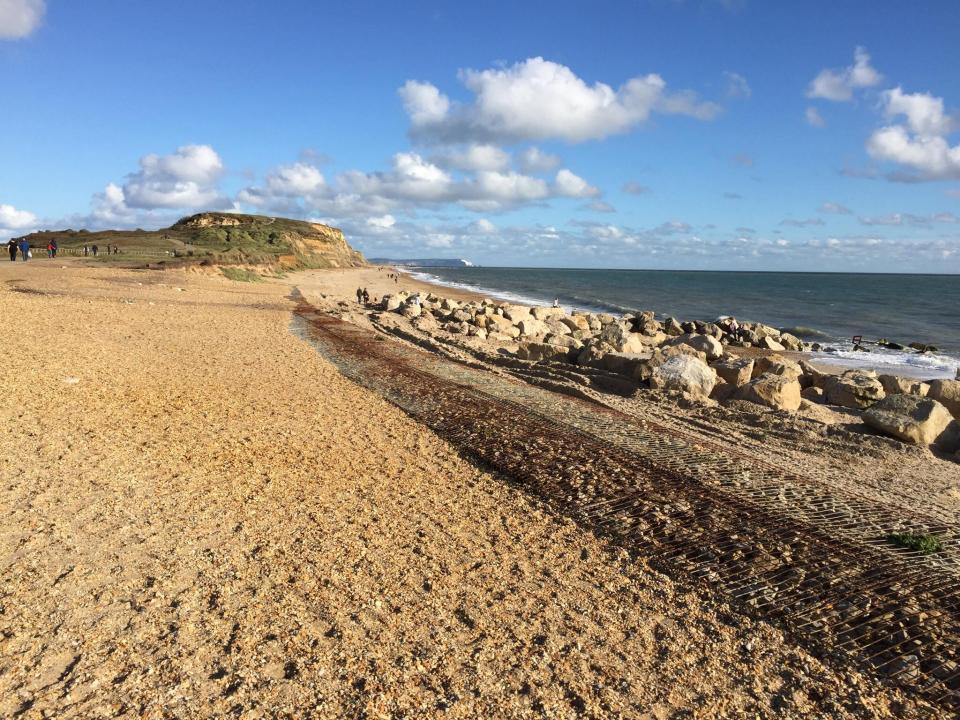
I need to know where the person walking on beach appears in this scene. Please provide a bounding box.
[92,244,98,257]
[51,239,58,258]
[356,287,363,303]
[83,244,89,256]
[362,288,370,304]
[7,238,17,261]
[19,238,29,261]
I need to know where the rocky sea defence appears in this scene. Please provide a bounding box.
[370,288,960,458]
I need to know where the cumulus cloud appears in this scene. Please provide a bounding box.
[431,144,511,171]
[855,83,960,181]
[0,0,45,40]
[583,200,616,213]
[859,212,958,227]
[553,169,600,198]
[805,106,825,127]
[0,202,38,237]
[117,144,225,209]
[518,147,561,173]
[807,46,882,102]
[237,152,603,217]
[403,57,721,145]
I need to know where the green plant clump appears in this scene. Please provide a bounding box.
[887,532,943,554]
[220,267,263,282]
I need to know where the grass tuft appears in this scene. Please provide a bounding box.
[220,267,262,282]
[887,532,943,554]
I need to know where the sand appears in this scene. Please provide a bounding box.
[0,260,942,718]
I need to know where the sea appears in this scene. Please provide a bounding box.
[410,267,960,380]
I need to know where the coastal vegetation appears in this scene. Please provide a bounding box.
[15,212,366,269]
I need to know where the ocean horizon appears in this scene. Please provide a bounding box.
[411,266,960,379]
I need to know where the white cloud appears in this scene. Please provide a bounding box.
[0,202,38,238]
[867,125,960,181]
[858,212,930,227]
[553,169,600,198]
[947,188,960,199]
[366,214,396,229]
[723,71,751,99]
[807,47,882,102]
[584,200,616,213]
[265,162,326,195]
[0,202,37,229]
[405,57,721,145]
[780,217,825,228]
[805,106,825,127]
[518,147,561,173]
[398,80,450,125]
[470,218,496,234]
[819,201,852,214]
[120,144,225,209]
[432,144,510,171]
[880,87,954,136]
[0,0,45,40]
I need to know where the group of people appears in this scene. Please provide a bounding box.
[7,238,30,261]
[5,238,124,260]
[355,287,371,304]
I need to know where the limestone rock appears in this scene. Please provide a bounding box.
[759,336,785,351]
[595,351,653,380]
[878,374,929,397]
[517,318,550,337]
[665,333,724,361]
[801,386,825,403]
[545,319,572,336]
[544,333,582,350]
[400,302,421,318]
[779,332,803,351]
[928,379,960,418]
[515,342,572,362]
[710,379,737,402]
[735,373,802,411]
[560,315,590,333]
[824,372,885,408]
[382,294,404,312]
[712,357,754,387]
[649,355,717,399]
[663,317,684,336]
[531,306,565,321]
[753,355,803,381]
[863,394,955,446]
[502,305,531,322]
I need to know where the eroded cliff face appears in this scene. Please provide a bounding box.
[287,222,366,268]
[174,213,366,268]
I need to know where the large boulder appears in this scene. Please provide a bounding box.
[381,294,404,312]
[928,379,960,418]
[400,301,422,319]
[878,374,929,397]
[544,333,582,350]
[753,355,803,381]
[531,306,565,321]
[502,305,531,322]
[759,336,786,352]
[863,394,956,446]
[779,332,803,351]
[662,317,684,336]
[515,342,572,362]
[596,351,654,380]
[649,355,717,399]
[560,315,591,333]
[712,357,754,387]
[665,333,724,361]
[485,314,515,333]
[824,372,886,408]
[517,317,550,337]
[545,319,572,336]
[735,373,802,411]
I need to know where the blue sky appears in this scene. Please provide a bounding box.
[2,0,960,272]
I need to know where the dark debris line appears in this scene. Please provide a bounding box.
[292,295,960,713]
